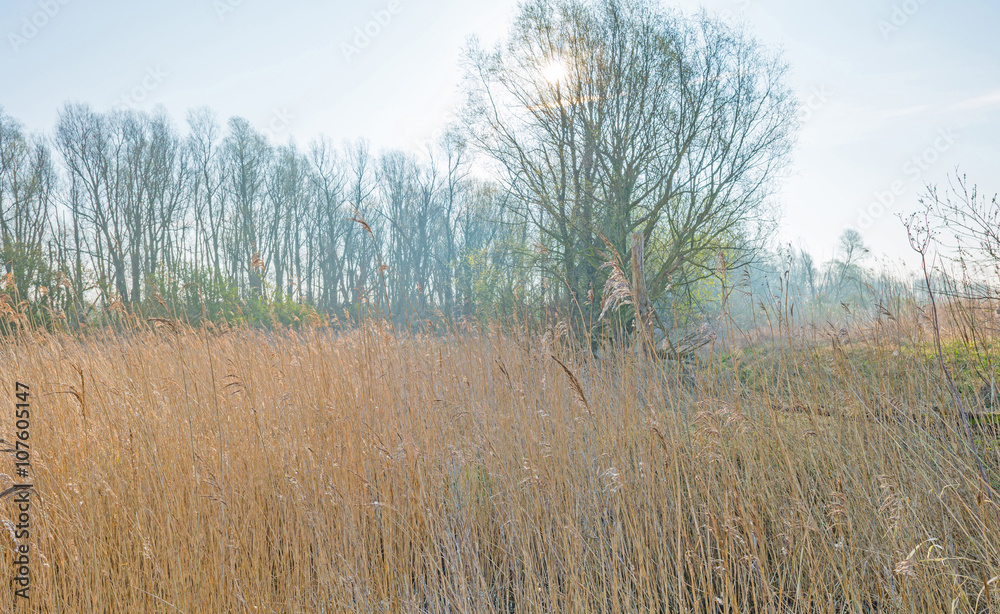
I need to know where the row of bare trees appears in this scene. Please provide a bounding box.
[2,102,526,326]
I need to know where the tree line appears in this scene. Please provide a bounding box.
[1,0,805,337]
[2,103,539,327]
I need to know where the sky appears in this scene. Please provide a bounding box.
[1,0,998,268]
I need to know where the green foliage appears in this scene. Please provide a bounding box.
[457,246,519,319]
[163,266,324,328]
[2,260,327,332]
[0,242,74,330]
[924,338,1000,399]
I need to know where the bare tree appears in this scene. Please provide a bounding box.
[186,107,225,284]
[266,142,306,301]
[464,0,796,332]
[220,117,272,298]
[921,173,1000,285]
[307,136,346,308]
[0,108,56,303]
[343,140,378,311]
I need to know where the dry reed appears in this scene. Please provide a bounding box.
[0,314,996,612]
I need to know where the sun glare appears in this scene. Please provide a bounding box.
[541,58,568,84]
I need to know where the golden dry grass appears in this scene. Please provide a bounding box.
[0,320,997,612]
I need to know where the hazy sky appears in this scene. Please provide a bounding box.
[2,0,998,267]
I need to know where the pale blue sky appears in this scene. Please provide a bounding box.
[2,0,998,266]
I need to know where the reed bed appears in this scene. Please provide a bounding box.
[0,318,996,612]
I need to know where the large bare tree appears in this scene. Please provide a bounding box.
[463,0,797,326]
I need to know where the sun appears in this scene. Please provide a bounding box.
[540,58,568,84]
